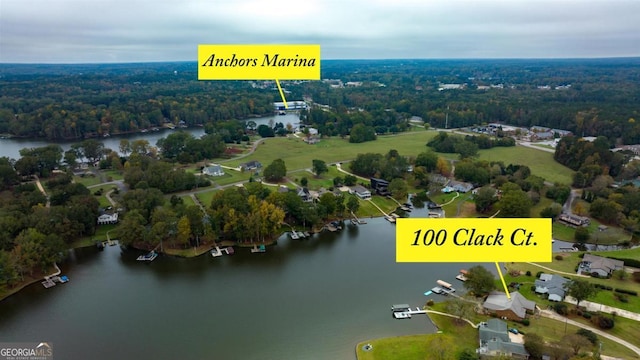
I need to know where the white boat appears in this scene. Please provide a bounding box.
[137,251,158,261]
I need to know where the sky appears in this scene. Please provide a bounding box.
[1,0,639,63]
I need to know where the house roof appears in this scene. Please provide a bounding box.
[582,254,624,273]
[483,291,536,319]
[534,274,570,298]
[479,319,510,343]
[486,340,528,356]
[352,185,370,194]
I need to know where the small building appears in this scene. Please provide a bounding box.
[580,254,624,278]
[534,274,570,302]
[558,213,590,227]
[350,185,371,199]
[483,291,536,321]
[478,319,530,359]
[97,213,118,225]
[240,160,262,171]
[202,164,224,177]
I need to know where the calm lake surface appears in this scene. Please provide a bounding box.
[0,212,483,360]
[0,113,301,160]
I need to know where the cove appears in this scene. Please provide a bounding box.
[0,214,479,360]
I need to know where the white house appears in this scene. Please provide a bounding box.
[350,185,371,199]
[97,213,118,225]
[203,164,224,177]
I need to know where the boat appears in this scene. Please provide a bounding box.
[290,231,300,240]
[430,287,444,294]
[223,247,235,255]
[436,280,455,293]
[251,245,266,253]
[391,304,410,312]
[137,251,158,261]
[455,269,468,282]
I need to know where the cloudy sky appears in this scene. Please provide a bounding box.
[1,0,639,63]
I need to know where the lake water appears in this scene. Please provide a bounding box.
[0,209,483,360]
[0,113,301,160]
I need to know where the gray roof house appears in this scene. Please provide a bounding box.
[478,319,530,359]
[534,274,570,302]
[203,164,224,177]
[449,180,474,193]
[483,291,536,321]
[297,188,313,202]
[239,160,262,171]
[350,185,371,199]
[580,254,624,278]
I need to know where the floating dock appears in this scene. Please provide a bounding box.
[391,306,427,319]
[137,251,158,262]
[41,275,69,288]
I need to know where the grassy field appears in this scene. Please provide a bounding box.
[355,313,478,360]
[552,221,632,244]
[195,189,219,208]
[207,169,253,186]
[478,145,574,184]
[180,195,196,207]
[74,174,103,187]
[71,223,118,248]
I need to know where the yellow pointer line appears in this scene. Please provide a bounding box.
[275,79,288,109]
[495,262,511,299]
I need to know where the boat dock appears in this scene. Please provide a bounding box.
[137,250,158,262]
[251,244,266,253]
[211,246,224,257]
[41,263,69,288]
[456,269,468,282]
[290,231,300,240]
[391,305,427,319]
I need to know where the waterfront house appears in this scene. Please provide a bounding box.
[558,213,590,227]
[580,254,624,278]
[297,188,313,202]
[202,164,224,177]
[350,185,371,199]
[534,274,570,301]
[483,291,536,321]
[477,319,530,359]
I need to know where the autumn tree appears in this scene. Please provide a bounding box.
[176,215,191,248]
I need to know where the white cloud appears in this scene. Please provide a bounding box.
[1,0,638,62]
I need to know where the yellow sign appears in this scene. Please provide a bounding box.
[396,218,552,262]
[198,44,321,80]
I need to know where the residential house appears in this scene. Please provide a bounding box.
[483,291,536,321]
[297,188,313,202]
[534,274,570,302]
[202,164,224,177]
[97,213,118,225]
[532,131,554,140]
[449,181,474,193]
[580,254,624,278]
[558,213,590,227]
[350,185,371,199]
[477,319,530,359]
[240,160,262,171]
[370,178,389,195]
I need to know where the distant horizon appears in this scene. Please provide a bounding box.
[2,55,640,66]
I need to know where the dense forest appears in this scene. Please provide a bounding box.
[1,59,640,144]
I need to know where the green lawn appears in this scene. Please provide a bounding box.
[477,145,574,185]
[552,221,631,245]
[74,175,103,187]
[531,196,554,218]
[221,132,439,171]
[103,170,124,181]
[208,170,253,186]
[71,224,119,248]
[180,195,196,207]
[291,166,343,190]
[356,314,478,360]
[195,189,219,208]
